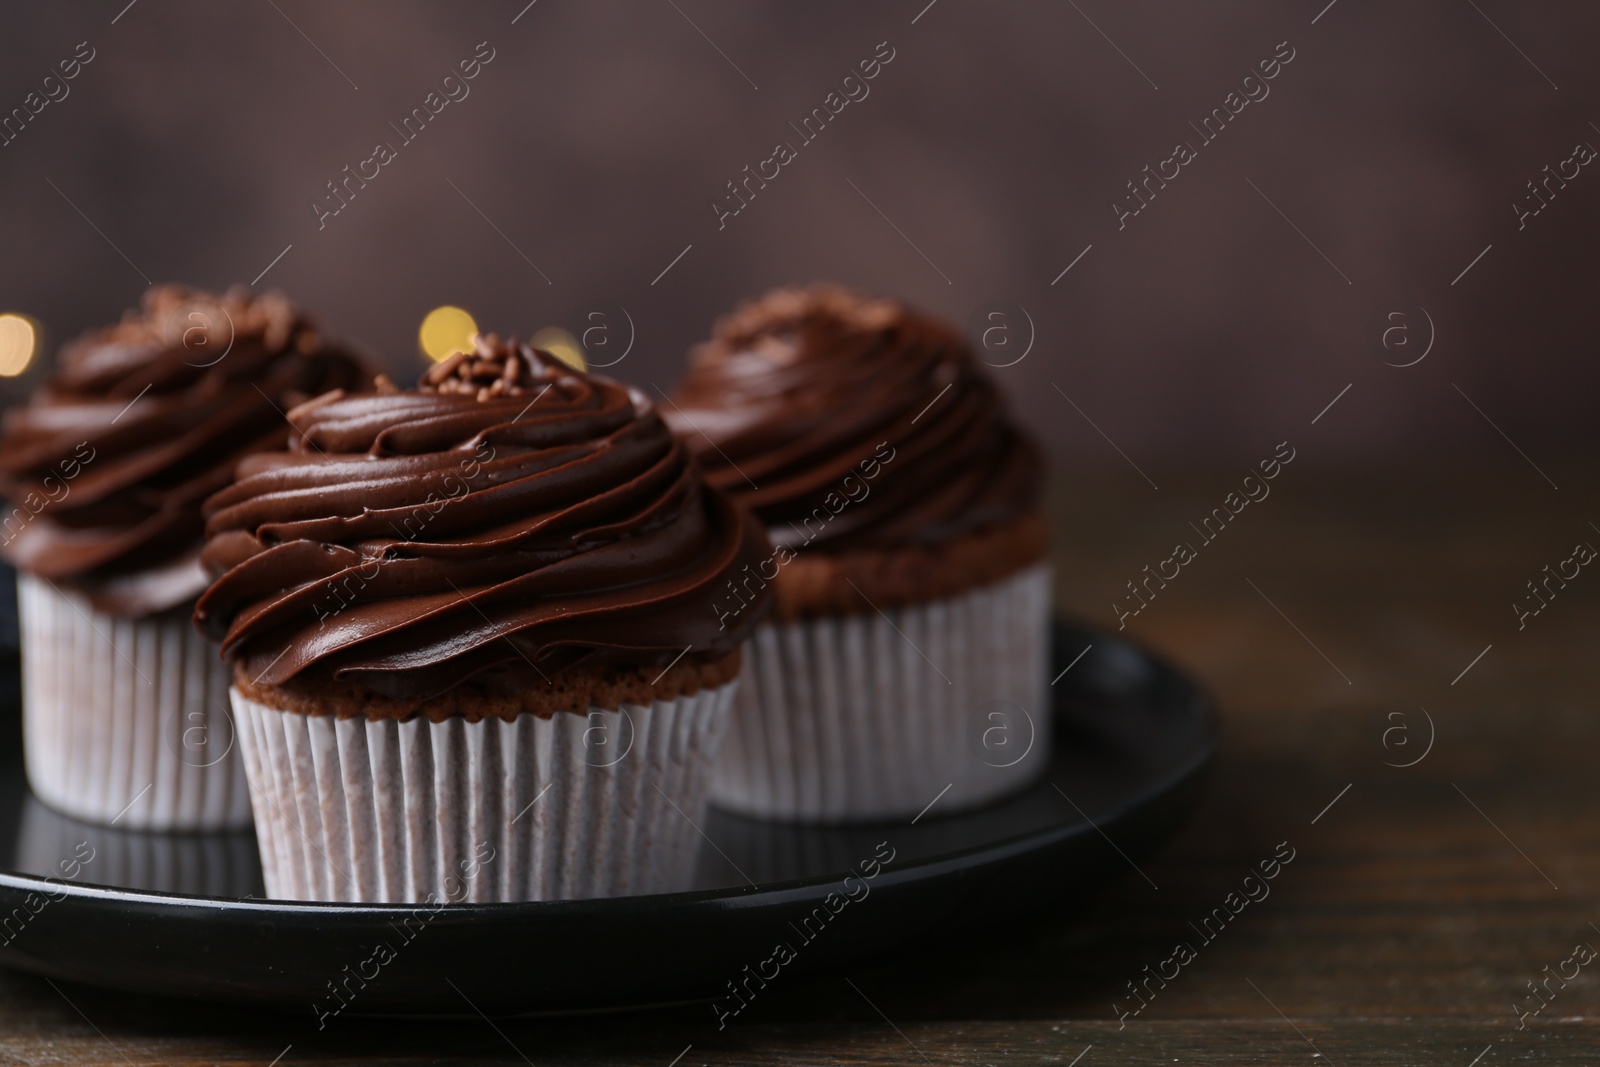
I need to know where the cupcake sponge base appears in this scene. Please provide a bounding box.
[712,562,1052,823]
[231,681,736,903]
[18,574,251,830]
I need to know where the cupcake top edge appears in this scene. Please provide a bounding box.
[664,284,1044,554]
[0,284,370,616]
[194,335,775,710]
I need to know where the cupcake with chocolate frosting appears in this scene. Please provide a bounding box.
[196,336,772,902]
[666,286,1050,821]
[0,285,367,829]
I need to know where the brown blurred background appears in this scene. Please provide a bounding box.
[0,0,1594,471]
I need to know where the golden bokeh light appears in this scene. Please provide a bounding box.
[418,306,479,363]
[531,327,585,372]
[0,314,39,378]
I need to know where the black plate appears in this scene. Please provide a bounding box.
[0,621,1214,1015]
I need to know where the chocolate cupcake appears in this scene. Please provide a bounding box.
[666,286,1050,821]
[195,337,772,903]
[0,285,366,829]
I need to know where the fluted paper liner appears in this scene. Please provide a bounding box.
[230,681,736,903]
[18,573,251,830]
[712,563,1051,822]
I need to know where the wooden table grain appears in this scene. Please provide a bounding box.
[3,465,1597,1065]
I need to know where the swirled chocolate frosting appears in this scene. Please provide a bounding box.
[194,337,772,701]
[665,286,1042,551]
[0,286,368,616]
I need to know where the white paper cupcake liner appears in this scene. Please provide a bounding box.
[229,680,737,903]
[712,562,1052,822]
[17,573,251,831]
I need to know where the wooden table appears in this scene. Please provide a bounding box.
[2,466,1596,1065]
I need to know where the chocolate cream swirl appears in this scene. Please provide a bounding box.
[666,286,1042,552]
[0,285,368,615]
[195,338,772,701]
